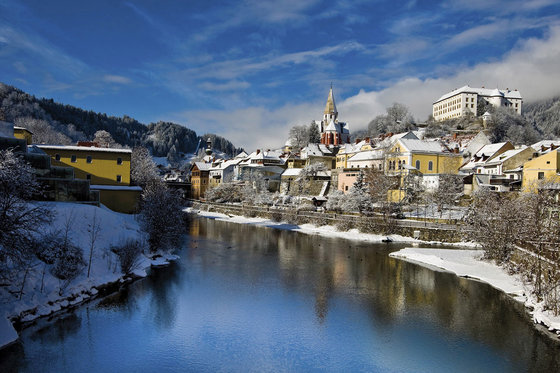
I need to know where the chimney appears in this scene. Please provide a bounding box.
[355,138,361,144]
[453,133,457,140]
[482,86,485,88]
[365,137,370,142]
[256,149,261,155]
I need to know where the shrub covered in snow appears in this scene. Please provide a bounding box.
[113,239,144,274]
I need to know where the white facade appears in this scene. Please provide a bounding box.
[433,85,522,121]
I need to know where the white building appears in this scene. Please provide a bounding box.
[433,85,522,121]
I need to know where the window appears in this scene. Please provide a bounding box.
[71,155,77,163]
[345,185,349,191]
[538,172,544,180]
[55,154,60,161]
[117,157,123,165]
[428,161,433,171]
[86,174,91,180]
[415,160,420,169]
[116,175,122,183]
[86,155,92,164]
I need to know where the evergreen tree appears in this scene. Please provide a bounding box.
[308,121,321,143]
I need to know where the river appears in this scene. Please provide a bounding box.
[1,217,559,372]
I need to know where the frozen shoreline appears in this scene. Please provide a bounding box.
[189,207,560,338]
[389,247,560,337]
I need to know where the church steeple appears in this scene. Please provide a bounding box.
[323,84,338,123]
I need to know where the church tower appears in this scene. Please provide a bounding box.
[323,84,338,124]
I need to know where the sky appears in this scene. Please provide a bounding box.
[1,0,560,150]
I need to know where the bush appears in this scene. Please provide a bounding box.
[357,217,378,234]
[113,239,144,274]
[270,210,283,222]
[336,218,353,231]
[314,213,331,227]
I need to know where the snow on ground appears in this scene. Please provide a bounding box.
[0,202,178,350]
[187,208,418,243]
[390,247,560,335]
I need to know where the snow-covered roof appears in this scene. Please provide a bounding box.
[235,151,248,159]
[325,119,338,132]
[399,139,446,153]
[434,85,522,103]
[282,168,303,176]
[301,143,333,158]
[38,145,131,154]
[530,140,560,153]
[474,142,508,158]
[484,146,528,165]
[193,162,211,171]
[348,149,384,162]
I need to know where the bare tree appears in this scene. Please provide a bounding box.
[295,163,327,195]
[93,130,118,148]
[87,209,102,278]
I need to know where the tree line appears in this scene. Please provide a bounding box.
[0,83,242,158]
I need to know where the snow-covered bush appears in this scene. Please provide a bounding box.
[326,190,346,213]
[205,183,243,203]
[113,239,144,274]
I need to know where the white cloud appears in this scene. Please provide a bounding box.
[198,80,250,92]
[102,74,133,84]
[171,25,560,149]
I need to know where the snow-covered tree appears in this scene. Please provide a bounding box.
[131,146,159,187]
[0,150,51,282]
[139,181,185,251]
[14,117,72,145]
[288,125,309,150]
[295,162,327,195]
[93,130,117,148]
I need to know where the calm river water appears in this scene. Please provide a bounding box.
[2,217,560,372]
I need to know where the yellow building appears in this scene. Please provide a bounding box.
[522,149,560,191]
[38,145,131,185]
[385,138,463,201]
[38,145,140,213]
[386,138,462,176]
[13,126,33,145]
[190,162,211,199]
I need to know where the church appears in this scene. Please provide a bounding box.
[314,85,351,146]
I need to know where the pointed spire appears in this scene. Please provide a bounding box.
[324,85,337,115]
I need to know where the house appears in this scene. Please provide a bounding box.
[300,143,335,169]
[280,167,331,195]
[522,149,560,191]
[13,126,33,145]
[385,138,463,200]
[38,144,140,213]
[467,146,534,193]
[190,162,211,199]
[208,158,240,188]
[459,142,515,174]
[347,149,384,170]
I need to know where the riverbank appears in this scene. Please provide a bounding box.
[389,247,560,338]
[0,202,178,350]
[187,207,475,247]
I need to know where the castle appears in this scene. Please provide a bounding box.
[432,85,522,121]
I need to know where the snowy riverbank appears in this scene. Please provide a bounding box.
[390,247,560,337]
[0,202,178,350]
[189,207,560,338]
[188,208,422,244]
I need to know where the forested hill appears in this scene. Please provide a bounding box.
[0,83,243,158]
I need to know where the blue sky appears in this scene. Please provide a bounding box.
[1,0,560,149]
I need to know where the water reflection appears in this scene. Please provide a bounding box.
[1,217,559,372]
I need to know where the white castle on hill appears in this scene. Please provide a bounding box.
[433,85,522,121]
